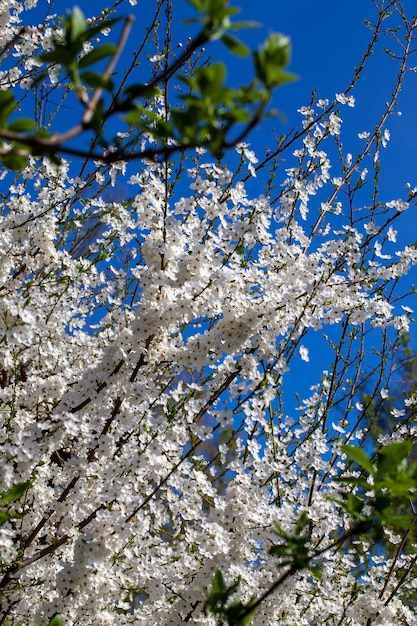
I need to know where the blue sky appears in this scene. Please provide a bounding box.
[225,0,417,199]
[23,0,417,399]
[25,0,417,207]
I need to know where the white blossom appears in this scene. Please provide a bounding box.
[0,4,415,625]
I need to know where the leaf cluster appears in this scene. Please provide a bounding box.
[0,1,296,168]
[336,442,417,540]
[39,7,119,95]
[269,511,322,579]
[203,570,257,626]
[0,91,36,169]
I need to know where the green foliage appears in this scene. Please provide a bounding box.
[203,570,257,626]
[185,0,242,32]
[270,511,309,568]
[0,1,295,168]
[78,44,118,70]
[220,33,249,57]
[204,513,324,625]
[253,33,297,90]
[269,511,322,577]
[39,6,119,99]
[0,480,32,527]
[336,442,417,538]
[0,91,18,129]
[0,91,37,169]
[47,617,65,626]
[205,444,417,625]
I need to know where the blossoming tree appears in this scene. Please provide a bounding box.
[0,1,417,625]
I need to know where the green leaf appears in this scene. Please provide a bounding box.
[1,151,30,171]
[80,71,114,91]
[269,543,288,558]
[123,84,159,102]
[78,44,117,69]
[29,70,48,88]
[0,480,32,506]
[68,6,87,43]
[373,494,391,515]
[221,34,249,57]
[295,510,309,534]
[48,616,65,626]
[384,513,415,529]
[211,569,227,595]
[89,97,105,134]
[345,493,366,517]
[376,441,413,476]
[40,47,75,68]
[272,520,290,540]
[185,0,204,11]
[0,91,17,128]
[190,63,226,96]
[45,151,62,166]
[341,445,375,475]
[262,32,291,68]
[378,475,417,494]
[153,119,174,140]
[226,598,257,625]
[335,476,374,490]
[253,33,296,90]
[309,565,323,579]
[8,118,37,132]
[0,510,22,526]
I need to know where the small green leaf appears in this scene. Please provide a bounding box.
[309,565,323,579]
[221,33,249,57]
[1,150,31,171]
[185,0,204,11]
[335,477,374,490]
[226,598,257,625]
[29,70,49,88]
[48,616,65,626]
[190,63,226,96]
[229,20,262,30]
[341,445,375,475]
[8,118,36,132]
[0,480,32,506]
[376,441,413,476]
[40,48,75,68]
[80,71,114,91]
[211,569,227,595]
[78,44,117,69]
[253,32,296,90]
[345,493,366,517]
[374,494,391,515]
[378,475,417,494]
[68,6,87,43]
[0,91,17,128]
[0,510,22,526]
[123,84,159,102]
[272,520,290,540]
[384,513,415,529]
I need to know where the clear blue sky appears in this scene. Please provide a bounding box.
[222,0,417,201]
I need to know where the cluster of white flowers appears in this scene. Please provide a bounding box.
[0,3,416,626]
